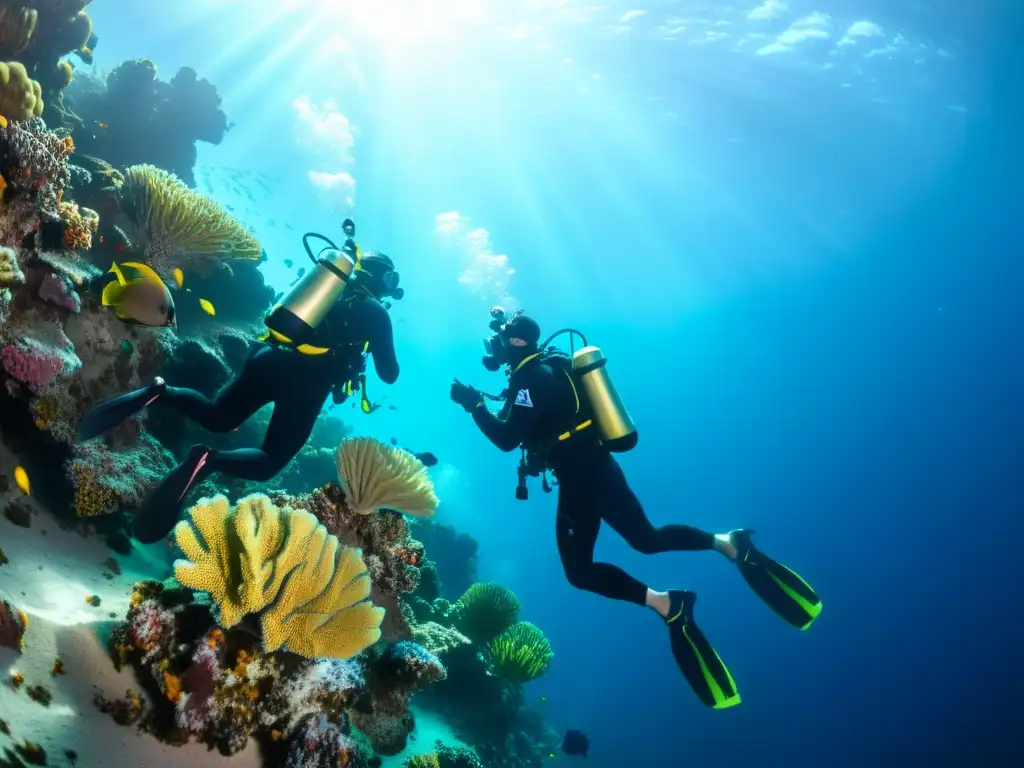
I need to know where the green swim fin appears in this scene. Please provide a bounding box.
[665,590,741,710]
[730,529,822,630]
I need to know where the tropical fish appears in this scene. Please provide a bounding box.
[413,452,438,468]
[562,729,589,758]
[198,298,216,316]
[283,259,293,268]
[13,466,30,495]
[101,262,176,328]
[172,267,183,289]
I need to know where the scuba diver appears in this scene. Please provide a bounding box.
[449,308,822,709]
[77,219,404,544]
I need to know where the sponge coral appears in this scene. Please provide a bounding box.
[486,621,554,683]
[0,61,43,120]
[336,437,439,517]
[452,582,521,644]
[120,164,261,275]
[173,494,386,660]
[0,246,24,287]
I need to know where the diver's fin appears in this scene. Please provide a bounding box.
[665,590,741,709]
[730,529,822,630]
[76,377,165,442]
[133,445,211,544]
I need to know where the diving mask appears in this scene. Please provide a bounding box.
[481,306,522,370]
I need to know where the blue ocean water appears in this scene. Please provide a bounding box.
[88,0,1022,764]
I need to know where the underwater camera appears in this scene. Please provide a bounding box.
[482,306,524,371]
[264,221,359,345]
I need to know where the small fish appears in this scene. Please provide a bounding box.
[284,259,293,268]
[101,262,176,328]
[390,437,398,445]
[14,466,30,495]
[562,729,589,758]
[387,404,398,411]
[96,122,108,130]
[172,267,184,289]
[198,298,216,316]
[413,452,438,467]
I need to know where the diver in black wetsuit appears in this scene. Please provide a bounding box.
[77,251,403,544]
[450,310,823,710]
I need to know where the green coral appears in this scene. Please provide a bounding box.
[404,754,440,768]
[173,494,385,659]
[452,582,520,644]
[120,164,261,275]
[487,621,554,683]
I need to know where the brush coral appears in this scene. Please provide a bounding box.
[120,164,261,276]
[336,437,439,517]
[173,494,385,659]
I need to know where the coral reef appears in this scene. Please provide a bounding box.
[0,597,29,651]
[337,437,439,517]
[407,516,479,599]
[173,494,385,659]
[105,579,446,762]
[65,58,229,186]
[0,60,43,120]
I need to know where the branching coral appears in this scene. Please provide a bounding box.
[486,622,554,683]
[0,60,43,120]
[0,116,73,229]
[337,437,439,517]
[119,164,261,275]
[452,583,521,645]
[173,494,385,659]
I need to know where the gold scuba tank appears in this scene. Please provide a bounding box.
[264,247,356,346]
[571,345,638,452]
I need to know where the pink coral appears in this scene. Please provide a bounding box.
[2,340,64,393]
[38,271,81,312]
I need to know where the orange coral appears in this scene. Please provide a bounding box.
[163,670,182,702]
[59,200,97,250]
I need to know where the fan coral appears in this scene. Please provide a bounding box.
[119,164,261,275]
[452,583,521,644]
[486,622,554,683]
[0,61,43,120]
[336,437,439,517]
[173,494,385,659]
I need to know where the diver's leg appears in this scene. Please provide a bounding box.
[76,377,168,441]
[160,347,276,432]
[204,385,325,481]
[555,479,649,606]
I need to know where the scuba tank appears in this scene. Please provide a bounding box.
[571,345,638,452]
[263,220,359,346]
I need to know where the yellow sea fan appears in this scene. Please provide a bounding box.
[173,494,384,659]
[336,437,438,517]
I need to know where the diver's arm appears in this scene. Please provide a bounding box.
[470,366,550,452]
[366,302,399,384]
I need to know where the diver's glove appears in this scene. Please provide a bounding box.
[450,379,483,412]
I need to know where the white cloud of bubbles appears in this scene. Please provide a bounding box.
[838,20,884,47]
[747,1,790,21]
[292,95,357,214]
[756,11,831,55]
[435,211,517,307]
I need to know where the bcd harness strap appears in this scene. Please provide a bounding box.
[512,352,593,443]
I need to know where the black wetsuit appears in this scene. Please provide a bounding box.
[471,354,715,606]
[162,292,399,481]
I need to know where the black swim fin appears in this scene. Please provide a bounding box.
[665,590,741,710]
[77,377,166,442]
[730,529,822,630]
[133,445,211,544]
